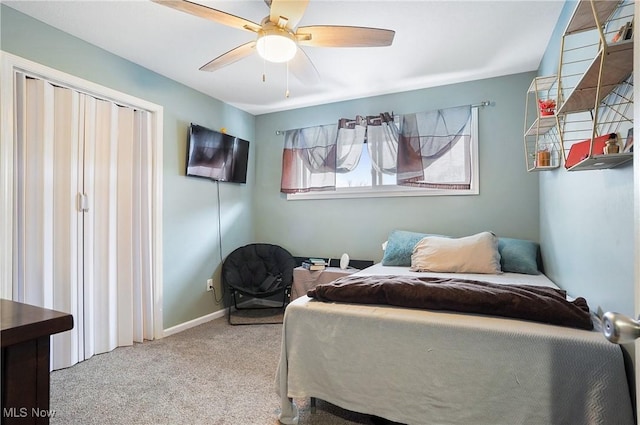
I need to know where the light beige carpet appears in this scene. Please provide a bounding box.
[49,312,396,424]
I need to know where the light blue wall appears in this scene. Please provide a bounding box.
[1,5,256,328]
[537,1,635,316]
[254,73,541,263]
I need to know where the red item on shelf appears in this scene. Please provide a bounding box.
[564,134,610,169]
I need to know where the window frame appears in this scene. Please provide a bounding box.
[286,107,480,200]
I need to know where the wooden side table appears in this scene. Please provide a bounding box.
[291,267,357,301]
[1,299,74,424]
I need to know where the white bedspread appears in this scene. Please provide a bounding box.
[276,265,634,425]
[357,262,563,289]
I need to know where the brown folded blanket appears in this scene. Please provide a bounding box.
[307,275,593,330]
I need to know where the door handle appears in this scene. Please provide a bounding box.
[602,312,640,344]
[78,193,89,212]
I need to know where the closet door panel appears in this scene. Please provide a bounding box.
[115,105,135,347]
[15,76,82,369]
[83,97,120,356]
[51,86,82,368]
[17,77,54,307]
[84,100,147,354]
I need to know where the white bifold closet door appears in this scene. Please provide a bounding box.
[14,74,154,370]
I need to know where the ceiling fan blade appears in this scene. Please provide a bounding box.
[152,0,261,33]
[199,41,256,72]
[296,26,395,47]
[288,48,320,85]
[269,0,309,29]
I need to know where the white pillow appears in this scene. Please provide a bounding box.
[410,231,502,274]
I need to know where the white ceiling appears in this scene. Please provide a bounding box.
[5,0,566,115]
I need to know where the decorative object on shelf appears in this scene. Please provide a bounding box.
[624,128,634,153]
[603,133,620,155]
[565,134,609,169]
[612,20,633,43]
[626,19,634,40]
[537,149,551,167]
[538,99,556,116]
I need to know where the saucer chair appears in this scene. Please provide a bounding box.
[222,243,296,325]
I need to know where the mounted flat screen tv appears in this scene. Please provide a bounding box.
[186,124,249,184]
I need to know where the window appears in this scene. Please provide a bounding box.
[282,106,479,200]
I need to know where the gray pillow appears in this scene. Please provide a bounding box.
[381,230,442,266]
[498,238,540,275]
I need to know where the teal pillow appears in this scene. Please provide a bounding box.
[498,238,540,275]
[381,230,429,266]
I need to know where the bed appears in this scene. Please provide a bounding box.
[275,232,635,425]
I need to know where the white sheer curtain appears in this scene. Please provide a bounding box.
[336,117,366,173]
[280,123,338,193]
[14,74,154,369]
[398,105,473,189]
[367,112,399,174]
[281,118,367,193]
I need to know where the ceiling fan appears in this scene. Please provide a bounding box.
[152,0,395,85]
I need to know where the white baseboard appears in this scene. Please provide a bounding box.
[161,299,285,337]
[162,308,227,337]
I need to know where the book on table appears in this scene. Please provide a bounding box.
[302,259,326,271]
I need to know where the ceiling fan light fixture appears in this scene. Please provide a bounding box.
[256,29,297,63]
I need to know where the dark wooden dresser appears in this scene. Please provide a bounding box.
[1,299,73,424]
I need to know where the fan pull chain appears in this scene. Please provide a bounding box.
[285,61,290,98]
[262,56,266,82]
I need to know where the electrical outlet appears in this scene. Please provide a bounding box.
[206,279,214,292]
